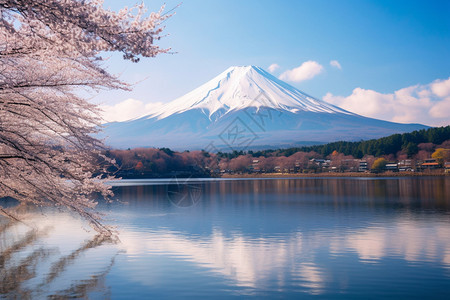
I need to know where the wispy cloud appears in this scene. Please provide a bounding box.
[100,98,164,123]
[323,77,450,126]
[329,60,342,70]
[279,61,324,82]
[268,63,280,73]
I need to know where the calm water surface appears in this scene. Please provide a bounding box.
[1,177,449,299]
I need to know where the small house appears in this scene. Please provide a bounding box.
[385,163,398,172]
[358,161,368,172]
[421,159,439,170]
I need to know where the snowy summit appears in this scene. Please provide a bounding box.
[149,65,351,120]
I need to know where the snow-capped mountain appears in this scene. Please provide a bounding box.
[101,66,428,150]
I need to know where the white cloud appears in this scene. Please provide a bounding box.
[330,60,342,70]
[429,97,450,118]
[323,77,450,126]
[430,77,450,97]
[268,63,280,73]
[279,61,324,82]
[100,98,164,123]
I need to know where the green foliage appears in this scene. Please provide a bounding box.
[159,147,174,156]
[246,126,449,159]
[405,142,418,156]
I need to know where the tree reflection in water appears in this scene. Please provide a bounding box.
[0,206,118,299]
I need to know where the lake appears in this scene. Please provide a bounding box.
[1,177,449,299]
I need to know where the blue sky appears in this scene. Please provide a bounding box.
[98,0,450,126]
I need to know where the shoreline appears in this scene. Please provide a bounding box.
[220,171,448,178]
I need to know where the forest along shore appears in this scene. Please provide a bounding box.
[102,127,450,179]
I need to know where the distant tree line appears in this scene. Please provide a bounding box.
[104,126,450,177]
[218,126,450,159]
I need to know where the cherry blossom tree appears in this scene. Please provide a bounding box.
[0,0,170,233]
[228,155,252,173]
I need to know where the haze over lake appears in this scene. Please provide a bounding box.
[1,177,449,299]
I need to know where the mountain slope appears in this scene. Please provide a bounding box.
[101,66,428,150]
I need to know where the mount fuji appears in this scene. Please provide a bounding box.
[101,66,428,151]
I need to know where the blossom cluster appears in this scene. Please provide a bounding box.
[0,0,169,233]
